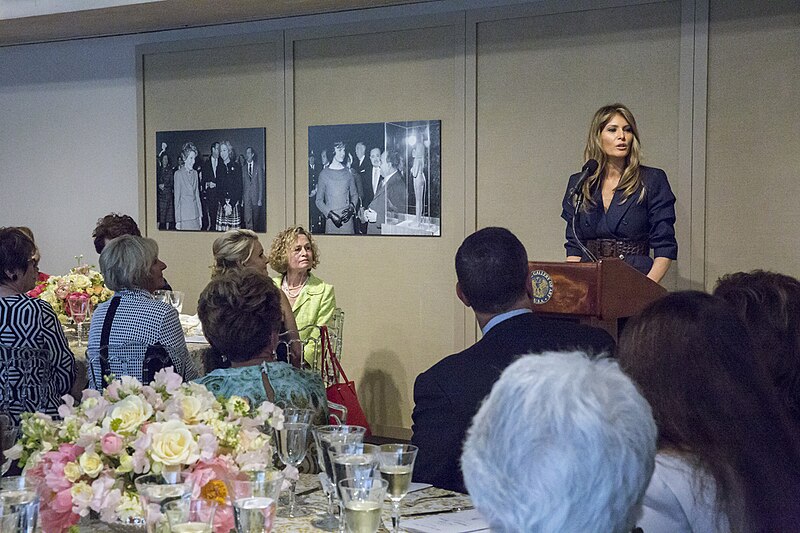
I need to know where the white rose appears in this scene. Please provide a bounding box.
[180,395,205,424]
[107,395,153,434]
[71,482,94,516]
[79,451,104,478]
[72,274,91,290]
[64,461,83,482]
[148,420,199,466]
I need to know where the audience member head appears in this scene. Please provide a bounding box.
[100,235,166,293]
[618,290,800,531]
[0,227,38,291]
[714,270,800,422]
[462,351,656,533]
[15,226,40,265]
[211,229,266,277]
[455,227,531,315]
[197,269,282,365]
[92,213,141,254]
[268,226,319,275]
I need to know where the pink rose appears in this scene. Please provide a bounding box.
[101,432,124,455]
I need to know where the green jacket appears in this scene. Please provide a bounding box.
[273,273,336,366]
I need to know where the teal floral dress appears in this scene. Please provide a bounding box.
[197,361,328,426]
[196,362,329,473]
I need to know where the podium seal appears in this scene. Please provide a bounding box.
[530,269,553,305]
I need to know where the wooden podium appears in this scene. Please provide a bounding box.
[527,259,667,338]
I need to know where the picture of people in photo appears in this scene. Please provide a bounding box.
[308,120,441,237]
[155,128,267,233]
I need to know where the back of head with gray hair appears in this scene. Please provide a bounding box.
[100,234,159,291]
[461,351,656,533]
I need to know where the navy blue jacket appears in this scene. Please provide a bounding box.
[410,312,614,493]
[561,165,678,275]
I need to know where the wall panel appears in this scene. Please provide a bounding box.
[475,2,683,289]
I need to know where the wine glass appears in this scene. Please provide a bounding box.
[338,478,387,533]
[169,291,185,314]
[0,476,40,533]
[67,295,90,347]
[378,444,418,533]
[312,425,366,532]
[273,407,313,518]
[1,413,18,475]
[153,289,170,303]
[329,442,379,533]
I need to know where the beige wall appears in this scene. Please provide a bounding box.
[705,0,800,287]
[1,0,797,436]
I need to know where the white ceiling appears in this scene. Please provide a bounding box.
[0,0,428,46]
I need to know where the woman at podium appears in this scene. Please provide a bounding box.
[561,104,677,283]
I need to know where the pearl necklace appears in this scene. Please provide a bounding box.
[282,276,307,298]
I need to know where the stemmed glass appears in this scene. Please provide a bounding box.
[338,478,388,533]
[67,294,90,347]
[273,408,313,518]
[378,444,418,533]
[312,425,366,531]
[169,291,185,314]
[329,443,380,533]
[1,413,18,475]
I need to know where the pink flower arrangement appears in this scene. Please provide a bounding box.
[27,263,113,325]
[5,368,285,532]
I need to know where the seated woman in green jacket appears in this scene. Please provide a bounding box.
[268,226,336,368]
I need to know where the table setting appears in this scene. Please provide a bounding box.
[0,368,482,533]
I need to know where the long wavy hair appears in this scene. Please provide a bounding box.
[579,103,644,210]
[618,291,800,531]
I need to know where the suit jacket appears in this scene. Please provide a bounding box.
[272,273,336,366]
[366,170,408,234]
[561,165,677,274]
[354,155,371,207]
[410,312,614,493]
[241,160,264,206]
[220,160,242,205]
[200,156,223,203]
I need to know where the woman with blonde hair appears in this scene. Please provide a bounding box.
[268,226,335,367]
[561,104,677,282]
[173,142,202,230]
[211,229,302,367]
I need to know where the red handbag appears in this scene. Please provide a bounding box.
[320,326,372,436]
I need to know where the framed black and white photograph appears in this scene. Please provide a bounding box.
[155,128,267,233]
[308,120,441,236]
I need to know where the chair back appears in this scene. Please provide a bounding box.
[89,342,176,389]
[330,307,345,360]
[0,345,53,424]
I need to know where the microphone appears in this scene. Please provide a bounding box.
[571,159,599,198]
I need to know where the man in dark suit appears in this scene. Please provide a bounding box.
[363,150,407,235]
[200,142,222,231]
[353,142,371,234]
[410,227,615,493]
[241,146,265,231]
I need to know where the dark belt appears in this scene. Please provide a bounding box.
[586,239,649,259]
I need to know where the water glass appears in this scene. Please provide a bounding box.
[134,471,194,533]
[312,425,366,531]
[169,291,185,314]
[329,443,379,499]
[273,408,313,518]
[378,444,418,533]
[0,509,20,532]
[152,289,170,303]
[163,499,217,533]
[227,470,283,533]
[338,478,387,533]
[0,476,39,533]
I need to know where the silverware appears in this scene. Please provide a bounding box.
[402,505,475,518]
[295,486,322,497]
[404,493,461,507]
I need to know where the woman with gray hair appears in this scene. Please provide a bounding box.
[86,235,198,388]
[461,351,656,533]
